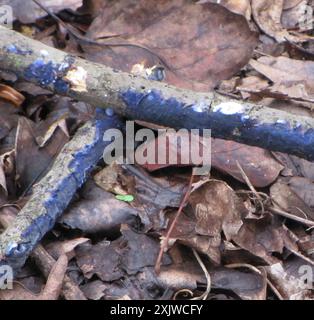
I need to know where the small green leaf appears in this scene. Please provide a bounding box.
[115,194,134,202]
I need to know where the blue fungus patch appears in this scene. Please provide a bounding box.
[105,107,115,117]
[54,79,70,94]
[9,109,124,272]
[120,88,212,132]
[120,88,314,161]
[24,59,56,86]
[5,242,29,258]
[24,57,73,94]
[5,44,32,55]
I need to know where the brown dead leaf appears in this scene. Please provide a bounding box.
[39,254,68,300]
[80,280,107,300]
[250,56,314,102]
[212,139,284,187]
[288,155,314,180]
[199,0,252,20]
[45,238,90,261]
[84,0,257,91]
[0,158,7,195]
[166,211,222,264]
[231,215,299,264]
[270,178,314,221]
[289,177,314,210]
[0,101,19,142]
[160,249,267,300]
[120,225,172,275]
[189,180,244,240]
[75,226,171,281]
[15,117,69,193]
[76,238,124,281]
[59,180,138,233]
[0,84,25,108]
[107,164,185,231]
[252,0,305,42]
[237,75,270,99]
[139,131,283,187]
[211,267,267,300]
[94,162,127,195]
[164,180,247,264]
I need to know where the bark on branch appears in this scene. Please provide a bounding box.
[0,26,314,160]
[0,110,124,274]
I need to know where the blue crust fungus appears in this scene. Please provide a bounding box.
[120,89,314,161]
[23,55,75,94]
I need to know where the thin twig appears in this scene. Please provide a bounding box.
[236,161,265,215]
[191,249,211,300]
[265,279,284,300]
[269,206,314,227]
[155,172,194,274]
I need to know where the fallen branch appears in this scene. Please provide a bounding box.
[0,210,87,299]
[0,109,124,274]
[1,26,314,160]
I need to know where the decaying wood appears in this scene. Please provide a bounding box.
[0,212,86,299]
[0,26,314,161]
[0,111,123,273]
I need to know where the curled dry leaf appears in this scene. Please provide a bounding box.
[45,238,90,261]
[0,84,25,108]
[15,117,69,193]
[270,178,314,221]
[252,0,304,43]
[231,215,300,265]
[164,180,246,264]
[250,56,314,102]
[39,254,68,300]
